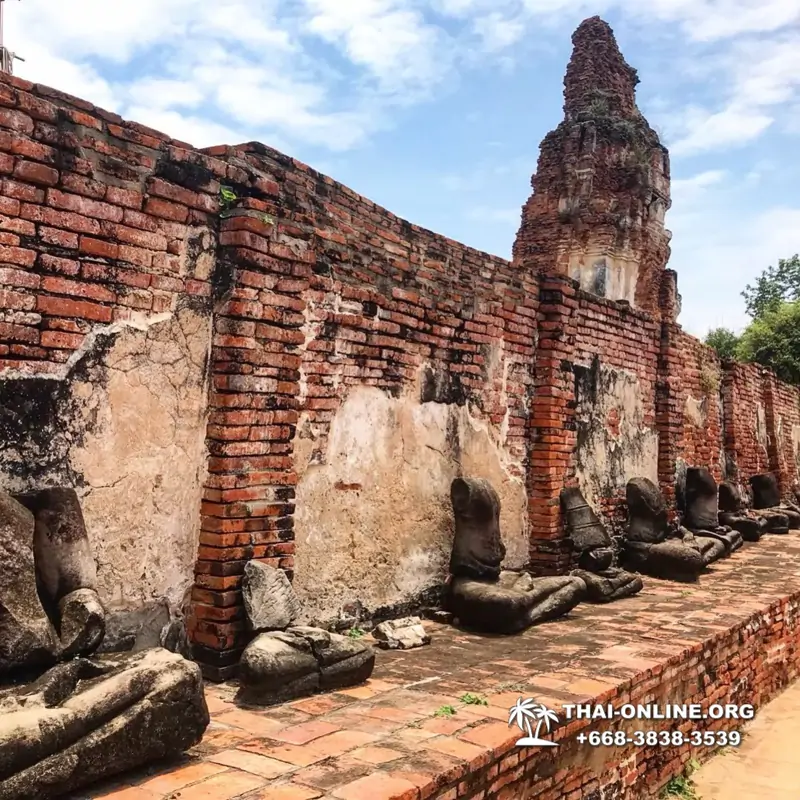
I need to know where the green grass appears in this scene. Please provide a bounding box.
[460,693,488,706]
[660,759,702,799]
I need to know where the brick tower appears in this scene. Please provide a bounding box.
[513,16,672,316]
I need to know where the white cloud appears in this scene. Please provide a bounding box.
[302,0,452,99]
[664,168,800,335]
[0,0,796,339]
[473,13,526,52]
[5,0,799,158]
[673,206,800,336]
[671,169,727,197]
[670,106,773,155]
[126,80,206,111]
[677,0,800,42]
[661,30,800,156]
[8,43,118,110]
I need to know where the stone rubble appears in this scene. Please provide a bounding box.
[372,616,431,650]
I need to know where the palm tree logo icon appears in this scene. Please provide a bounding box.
[508,698,560,747]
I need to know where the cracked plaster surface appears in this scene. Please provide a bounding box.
[793,425,800,474]
[575,363,659,508]
[0,304,212,617]
[291,384,528,625]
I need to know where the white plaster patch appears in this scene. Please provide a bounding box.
[292,385,527,624]
[684,394,708,427]
[575,364,659,509]
[792,424,800,474]
[756,403,768,450]
[72,306,212,613]
[0,306,213,617]
[567,249,640,304]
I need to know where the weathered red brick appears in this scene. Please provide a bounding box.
[37,294,113,323]
[78,236,119,259]
[144,196,189,223]
[42,276,116,303]
[0,321,38,343]
[48,189,123,222]
[13,160,59,186]
[0,244,36,267]
[39,226,78,249]
[40,330,85,349]
[0,108,34,135]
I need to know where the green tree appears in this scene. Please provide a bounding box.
[704,327,740,360]
[742,254,800,319]
[737,302,800,385]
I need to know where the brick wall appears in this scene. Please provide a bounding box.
[0,72,227,642]
[432,595,800,800]
[574,292,660,524]
[2,72,800,676]
[427,593,800,799]
[0,74,221,371]
[189,144,539,675]
[719,364,800,498]
[721,362,770,481]
[672,332,724,479]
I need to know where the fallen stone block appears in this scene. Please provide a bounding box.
[372,616,431,650]
[238,626,375,705]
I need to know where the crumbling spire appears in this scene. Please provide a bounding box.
[512,17,672,318]
[563,16,639,120]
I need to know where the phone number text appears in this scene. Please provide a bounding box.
[576,730,741,747]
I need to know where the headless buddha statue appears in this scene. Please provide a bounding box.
[559,487,643,602]
[682,468,743,555]
[622,477,727,582]
[750,473,800,530]
[718,481,786,538]
[447,478,586,634]
[0,489,208,800]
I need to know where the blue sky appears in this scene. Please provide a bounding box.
[7,0,800,337]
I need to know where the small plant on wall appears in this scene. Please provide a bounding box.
[218,185,238,217]
[699,364,720,395]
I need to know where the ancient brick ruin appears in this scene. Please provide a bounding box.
[1,14,799,702]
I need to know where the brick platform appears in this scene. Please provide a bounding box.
[73,533,800,800]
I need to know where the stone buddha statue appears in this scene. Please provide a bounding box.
[682,468,743,554]
[622,477,727,582]
[750,473,800,529]
[718,481,786,537]
[446,477,586,634]
[559,487,643,602]
[0,489,208,800]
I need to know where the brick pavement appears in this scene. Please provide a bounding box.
[72,533,800,800]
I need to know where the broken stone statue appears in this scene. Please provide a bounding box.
[559,487,643,602]
[446,477,585,634]
[372,616,431,650]
[0,488,209,800]
[622,478,726,582]
[682,468,743,555]
[718,481,786,538]
[238,561,375,704]
[238,626,375,705]
[750,473,800,530]
[242,559,302,631]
